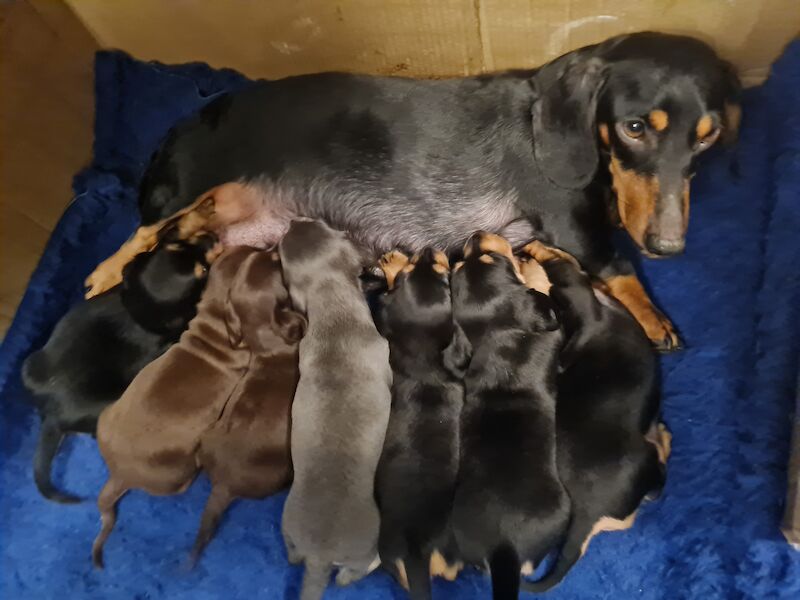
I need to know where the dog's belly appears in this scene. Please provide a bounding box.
[220,180,528,252]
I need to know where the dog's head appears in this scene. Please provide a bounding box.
[120,229,219,337]
[224,250,306,352]
[278,218,364,311]
[375,247,452,337]
[532,31,740,257]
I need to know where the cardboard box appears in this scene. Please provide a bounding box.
[66,0,800,85]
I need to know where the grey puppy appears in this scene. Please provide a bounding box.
[279,219,392,600]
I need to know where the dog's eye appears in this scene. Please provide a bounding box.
[697,128,720,151]
[621,119,646,139]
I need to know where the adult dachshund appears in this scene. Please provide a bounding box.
[85,32,740,351]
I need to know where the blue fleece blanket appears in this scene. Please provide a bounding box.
[1,44,799,599]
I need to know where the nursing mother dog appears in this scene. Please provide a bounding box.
[86,32,740,351]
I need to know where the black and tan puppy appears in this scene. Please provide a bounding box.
[190,250,304,563]
[519,241,668,593]
[373,248,463,599]
[446,233,568,600]
[21,229,216,503]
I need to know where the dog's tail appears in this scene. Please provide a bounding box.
[188,485,234,566]
[33,416,81,504]
[489,543,521,600]
[299,560,333,600]
[519,515,590,594]
[406,546,432,600]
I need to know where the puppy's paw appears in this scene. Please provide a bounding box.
[379,250,410,289]
[521,240,580,268]
[335,566,368,587]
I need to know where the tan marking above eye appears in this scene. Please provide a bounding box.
[648,110,669,132]
[432,263,448,274]
[696,115,714,140]
[478,254,495,264]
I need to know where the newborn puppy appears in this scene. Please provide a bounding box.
[190,250,305,563]
[520,241,667,593]
[91,246,259,568]
[22,230,215,503]
[279,219,392,600]
[373,248,463,599]
[447,232,568,600]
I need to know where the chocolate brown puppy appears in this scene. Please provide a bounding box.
[190,250,305,563]
[447,233,568,600]
[91,246,260,568]
[373,248,463,600]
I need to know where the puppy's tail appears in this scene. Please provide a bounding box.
[406,546,432,600]
[34,416,81,504]
[299,560,333,600]
[520,515,589,594]
[489,543,520,600]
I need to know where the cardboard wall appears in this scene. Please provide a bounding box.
[66,0,800,85]
[0,0,98,337]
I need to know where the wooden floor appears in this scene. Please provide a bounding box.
[0,0,97,338]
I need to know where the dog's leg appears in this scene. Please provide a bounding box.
[300,560,333,600]
[602,274,680,351]
[84,194,219,298]
[405,550,432,600]
[33,416,81,504]
[189,485,234,566]
[92,477,128,568]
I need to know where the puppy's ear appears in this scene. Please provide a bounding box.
[223,290,245,348]
[275,304,307,344]
[532,54,608,189]
[443,322,472,378]
[526,290,560,332]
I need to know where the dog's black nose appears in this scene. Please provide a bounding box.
[645,235,685,256]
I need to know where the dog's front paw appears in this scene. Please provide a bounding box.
[641,309,682,352]
[378,250,410,289]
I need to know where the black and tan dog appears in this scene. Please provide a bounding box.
[21,229,216,503]
[373,248,463,599]
[85,32,740,352]
[519,241,668,593]
[446,233,568,600]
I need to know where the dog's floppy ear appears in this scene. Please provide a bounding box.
[532,54,608,189]
[274,303,307,344]
[443,322,472,378]
[720,61,742,145]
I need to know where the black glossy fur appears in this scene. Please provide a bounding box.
[138,32,738,275]
[522,258,663,593]
[446,236,568,600]
[373,249,463,600]
[22,232,214,503]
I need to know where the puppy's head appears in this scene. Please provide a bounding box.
[376,248,451,336]
[532,31,740,257]
[120,231,218,337]
[452,232,557,332]
[224,250,306,352]
[278,218,364,311]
